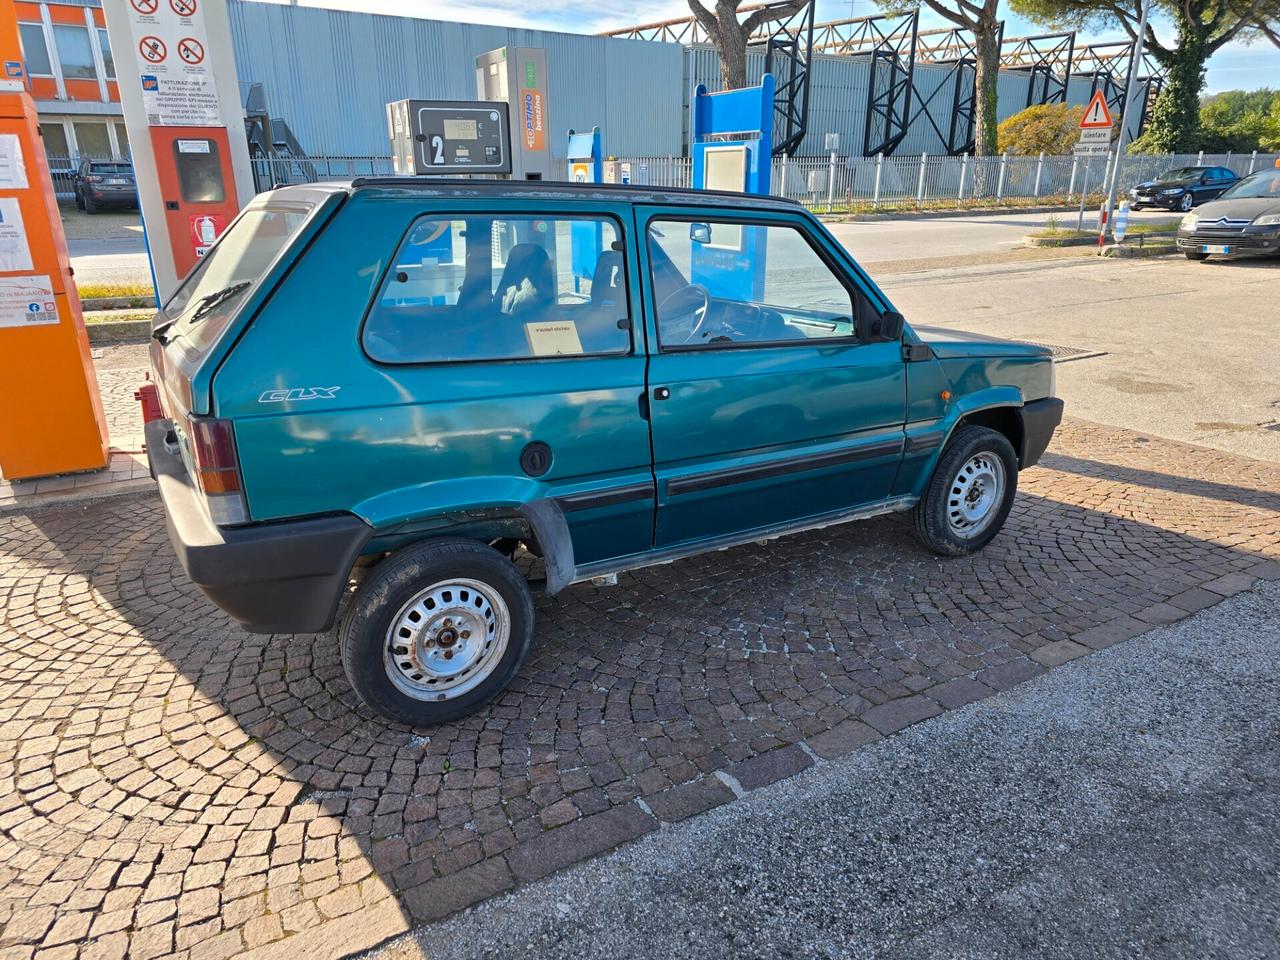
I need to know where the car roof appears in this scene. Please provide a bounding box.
[272,177,805,212]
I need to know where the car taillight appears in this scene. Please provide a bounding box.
[188,416,248,524]
[85,174,103,183]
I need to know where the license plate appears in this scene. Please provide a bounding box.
[1202,244,1230,254]
[106,178,128,185]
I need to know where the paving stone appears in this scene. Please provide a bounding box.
[644,777,736,823]
[725,745,813,792]
[804,720,882,760]
[3,415,1280,958]
[506,804,658,883]
[402,856,515,923]
[861,696,945,736]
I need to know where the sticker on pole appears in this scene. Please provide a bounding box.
[0,276,57,329]
[1080,91,1113,129]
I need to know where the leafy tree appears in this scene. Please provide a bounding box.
[1010,0,1280,152]
[876,0,1005,155]
[997,102,1087,153]
[686,0,811,90]
[1197,88,1280,151]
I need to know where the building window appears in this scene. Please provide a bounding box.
[41,123,70,161]
[73,121,111,157]
[53,24,98,81]
[115,122,129,157]
[19,23,52,77]
[98,28,115,80]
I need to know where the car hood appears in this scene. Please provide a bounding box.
[1186,195,1280,222]
[1134,178,1191,191]
[912,325,1052,360]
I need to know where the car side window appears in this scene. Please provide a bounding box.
[646,218,867,350]
[364,214,631,364]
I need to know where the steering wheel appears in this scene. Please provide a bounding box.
[657,284,711,343]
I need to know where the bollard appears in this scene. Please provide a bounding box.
[958,153,968,202]
[826,151,836,214]
[873,152,883,207]
[997,152,1008,201]
[1068,155,1079,200]
[1113,199,1130,245]
[916,152,927,206]
[1033,151,1044,198]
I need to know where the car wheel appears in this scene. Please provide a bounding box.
[1131,204,1143,211]
[1185,250,1209,261]
[912,425,1018,557]
[74,189,84,211]
[340,538,535,726]
[1179,193,1194,212]
[83,194,99,214]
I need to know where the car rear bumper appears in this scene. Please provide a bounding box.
[146,419,372,634]
[1021,397,1064,468]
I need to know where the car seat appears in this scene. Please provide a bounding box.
[496,244,555,316]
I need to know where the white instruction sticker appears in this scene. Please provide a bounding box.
[0,134,27,189]
[177,138,211,153]
[0,275,57,328]
[0,198,34,272]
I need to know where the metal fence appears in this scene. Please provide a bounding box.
[49,148,1279,212]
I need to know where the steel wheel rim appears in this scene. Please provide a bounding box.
[947,452,1006,538]
[384,578,510,702]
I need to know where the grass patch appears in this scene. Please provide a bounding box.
[76,281,155,303]
[1028,215,1181,240]
[83,311,152,324]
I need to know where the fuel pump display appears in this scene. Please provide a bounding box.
[387,100,512,176]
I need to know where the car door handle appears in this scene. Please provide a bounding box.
[653,387,670,401]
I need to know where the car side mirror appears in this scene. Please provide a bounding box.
[689,222,711,245]
[875,309,905,342]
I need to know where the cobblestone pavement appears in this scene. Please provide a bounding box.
[2,418,1279,959]
[0,364,148,510]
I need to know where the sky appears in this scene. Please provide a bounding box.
[254,0,1280,94]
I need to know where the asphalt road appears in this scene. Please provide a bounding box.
[379,582,1280,960]
[826,206,1179,263]
[877,254,1280,462]
[65,206,1182,290]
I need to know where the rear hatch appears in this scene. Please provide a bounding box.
[148,186,345,520]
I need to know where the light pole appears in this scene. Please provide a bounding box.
[1100,0,1153,240]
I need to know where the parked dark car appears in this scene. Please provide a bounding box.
[72,159,138,213]
[1129,165,1238,212]
[1177,165,1280,261]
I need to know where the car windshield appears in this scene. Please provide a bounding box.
[1157,167,1204,181]
[89,163,132,175]
[161,199,316,356]
[1218,169,1280,200]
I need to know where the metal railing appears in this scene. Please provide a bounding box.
[48,148,1278,212]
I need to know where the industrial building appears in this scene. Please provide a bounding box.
[16,0,1160,170]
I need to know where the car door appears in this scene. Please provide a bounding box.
[1209,168,1236,199]
[637,206,907,549]
[354,199,655,567]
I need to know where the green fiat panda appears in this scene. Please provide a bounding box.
[146,179,1063,726]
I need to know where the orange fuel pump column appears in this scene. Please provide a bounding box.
[0,5,109,481]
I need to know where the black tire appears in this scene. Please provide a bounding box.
[1131,204,1143,211]
[1185,250,1209,261]
[340,539,535,726]
[83,194,99,214]
[912,425,1018,557]
[74,188,84,211]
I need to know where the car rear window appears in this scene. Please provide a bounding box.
[89,163,132,175]
[162,200,316,357]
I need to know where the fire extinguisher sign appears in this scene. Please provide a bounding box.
[189,214,226,257]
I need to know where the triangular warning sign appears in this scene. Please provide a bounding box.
[1080,91,1113,128]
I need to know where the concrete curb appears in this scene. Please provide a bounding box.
[1099,241,1178,258]
[821,202,1098,224]
[81,295,156,310]
[87,319,149,344]
[0,477,154,517]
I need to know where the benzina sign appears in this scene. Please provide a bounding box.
[521,88,544,151]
